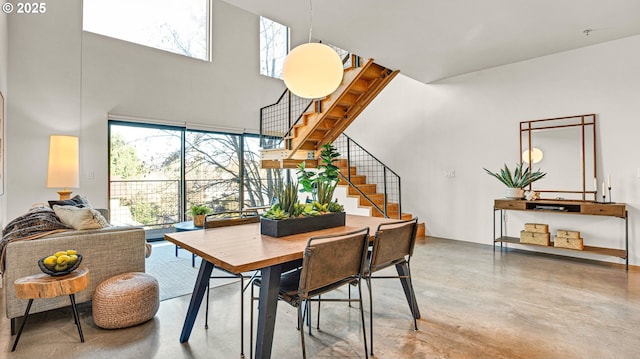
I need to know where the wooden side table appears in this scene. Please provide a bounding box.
[11,267,90,352]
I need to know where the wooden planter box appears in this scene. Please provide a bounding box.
[260,212,346,238]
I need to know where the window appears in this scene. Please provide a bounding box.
[260,16,289,78]
[109,121,283,240]
[243,136,284,207]
[83,0,211,61]
[185,131,242,212]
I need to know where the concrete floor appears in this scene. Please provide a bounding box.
[1,237,639,358]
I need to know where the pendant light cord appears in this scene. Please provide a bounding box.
[308,0,313,43]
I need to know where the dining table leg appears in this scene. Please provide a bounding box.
[395,262,421,319]
[179,258,215,343]
[254,264,283,359]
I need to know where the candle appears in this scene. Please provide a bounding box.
[594,178,598,192]
[608,175,611,188]
[602,181,605,196]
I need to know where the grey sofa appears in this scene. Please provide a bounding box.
[3,225,146,331]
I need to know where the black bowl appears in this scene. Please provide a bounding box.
[38,254,83,276]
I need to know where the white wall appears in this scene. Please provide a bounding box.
[0,9,7,228]
[6,0,284,221]
[349,34,640,266]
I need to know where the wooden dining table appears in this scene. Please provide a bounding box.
[164,214,420,359]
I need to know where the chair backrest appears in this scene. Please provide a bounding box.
[369,217,418,273]
[204,210,260,229]
[297,227,370,299]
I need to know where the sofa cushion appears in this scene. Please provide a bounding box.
[53,205,110,230]
[48,195,91,210]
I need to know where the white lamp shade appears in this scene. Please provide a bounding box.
[47,135,80,188]
[282,43,344,99]
[522,147,544,164]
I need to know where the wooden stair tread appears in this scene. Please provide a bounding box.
[338,175,367,184]
[338,167,358,176]
[348,184,377,195]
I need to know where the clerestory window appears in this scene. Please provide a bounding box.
[260,16,289,79]
[83,0,211,61]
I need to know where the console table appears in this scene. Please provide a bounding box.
[493,199,629,270]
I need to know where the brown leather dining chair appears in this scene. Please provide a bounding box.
[365,217,419,355]
[250,227,371,359]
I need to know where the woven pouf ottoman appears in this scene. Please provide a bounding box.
[93,272,159,329]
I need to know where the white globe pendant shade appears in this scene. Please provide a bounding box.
[282,43,344,99]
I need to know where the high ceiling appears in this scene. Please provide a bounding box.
[221,0,640,83]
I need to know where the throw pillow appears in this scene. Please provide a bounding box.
[48,195,91,210]
[53,205,111,230]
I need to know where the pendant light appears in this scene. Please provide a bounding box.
[282,0,343,99]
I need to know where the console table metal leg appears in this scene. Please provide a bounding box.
[493,208,496,252]
[499,209,504,251]
[493,208,496,253]
[625,211,629,271]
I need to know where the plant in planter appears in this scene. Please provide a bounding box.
[261,143,345,237]
[188,204,213,227]
[483,162,546,199]
[263,181,299,220]
[297,143,341,207]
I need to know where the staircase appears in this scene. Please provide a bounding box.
[258,51,425,236]
[261,55,398,169]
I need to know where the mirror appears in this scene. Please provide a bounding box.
[520,114,596,200]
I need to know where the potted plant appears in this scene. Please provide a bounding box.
[483,162,546,199]
[188,204,213,227]
[260,143,346,237]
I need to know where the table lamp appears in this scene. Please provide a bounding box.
[47,135,79,200]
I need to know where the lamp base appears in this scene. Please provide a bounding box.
[57,190,73,200]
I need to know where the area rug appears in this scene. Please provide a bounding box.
[145,242,239,301]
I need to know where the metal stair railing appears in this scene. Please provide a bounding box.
[333,134,402,219]
[259,89,314,150]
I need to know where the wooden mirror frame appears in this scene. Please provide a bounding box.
[520,114,596,201]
